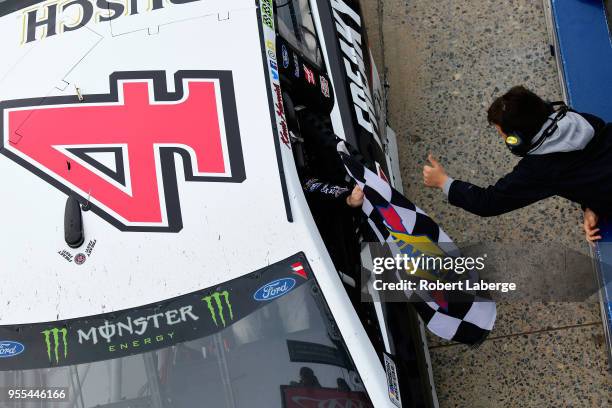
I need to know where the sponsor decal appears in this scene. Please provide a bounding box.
[74,253,87,265]
[0,341,25,358]
[254,278,296,301]
[384,353,403,407]
[266,40,277,63]
[58,250,74,263]
[303,65,316,85]
[287,340,348,368]
[41,327,68,364]
[5,256,308,370]
[76,306,198,349]
[265,37,282,112]
[20,0,204,44]
[261,0,275,30]
[1,71,245,232]
[282,45,290,69]
[331,0,382,145]
[293,54,300,78]
[57,240,96,264]
[291,262,307,279]
[36,292,234,360]
[260,1,290,151]
[108,333,175,353]
[282,386,373,408]
[270,59,280,81]
[202,291,234,327]
[85,239,97,256]
[320,76,331,98]
[273,83,291,146]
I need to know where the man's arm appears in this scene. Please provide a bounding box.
[447,176,551,217]
[424,154,553,217]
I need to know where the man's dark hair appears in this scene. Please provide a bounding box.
[487,86,553,138]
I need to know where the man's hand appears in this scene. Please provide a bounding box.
[583,208,601,243]
[423,154,449,189]
[346,185,364,208]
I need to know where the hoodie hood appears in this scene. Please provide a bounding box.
[528,111,595,155]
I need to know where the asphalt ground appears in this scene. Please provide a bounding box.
[361,1,612,406]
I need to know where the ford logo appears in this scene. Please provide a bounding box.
[254,278,296,301]
[0,341,25,358]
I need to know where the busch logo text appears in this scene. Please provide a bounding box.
[21,0,203,43]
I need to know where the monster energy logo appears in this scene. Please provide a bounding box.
[42,328,68,364]
[202,291,234,327]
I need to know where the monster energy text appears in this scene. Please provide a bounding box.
[77,306,199,346]
[202,291,234,327]
[108,332,176,353]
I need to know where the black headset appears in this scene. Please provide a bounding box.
[504,101,569,157]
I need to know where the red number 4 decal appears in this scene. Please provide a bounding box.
[0,71,245,232]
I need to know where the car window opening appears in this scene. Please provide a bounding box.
[276,0,323,69]
[274,0,366,332]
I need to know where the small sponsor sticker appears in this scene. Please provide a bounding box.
[58,250,74,263]
[253,278,296,301]
[282,45,290,68]
[291,262,307,279]
[269,59,279,81]
[266,39,276,54]
[303,65,315,85]
[0,341,25,358]
[261,0,274,30]
[320,75,330,98]
[74,253,87,265]
[85,239,97,257]
[383,353,402,407]
[293,54,300,77]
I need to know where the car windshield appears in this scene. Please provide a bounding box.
[0,255,372,407]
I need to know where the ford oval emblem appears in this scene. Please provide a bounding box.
[0,341,25,358]
[254,278,296,301]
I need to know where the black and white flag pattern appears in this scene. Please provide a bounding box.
[338,145,496,345]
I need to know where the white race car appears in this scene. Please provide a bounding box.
[0,1,437,406]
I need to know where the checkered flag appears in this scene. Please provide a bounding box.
[339,144,496,345]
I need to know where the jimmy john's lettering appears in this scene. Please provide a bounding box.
[22,0,202,43]
[76,306,198,345]
[330,0,381,145]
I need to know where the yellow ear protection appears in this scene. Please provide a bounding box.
[504,131,526,153]
[504,129,534,156]
[504,102,569,157]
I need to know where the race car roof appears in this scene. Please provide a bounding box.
[0,0,304,325]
